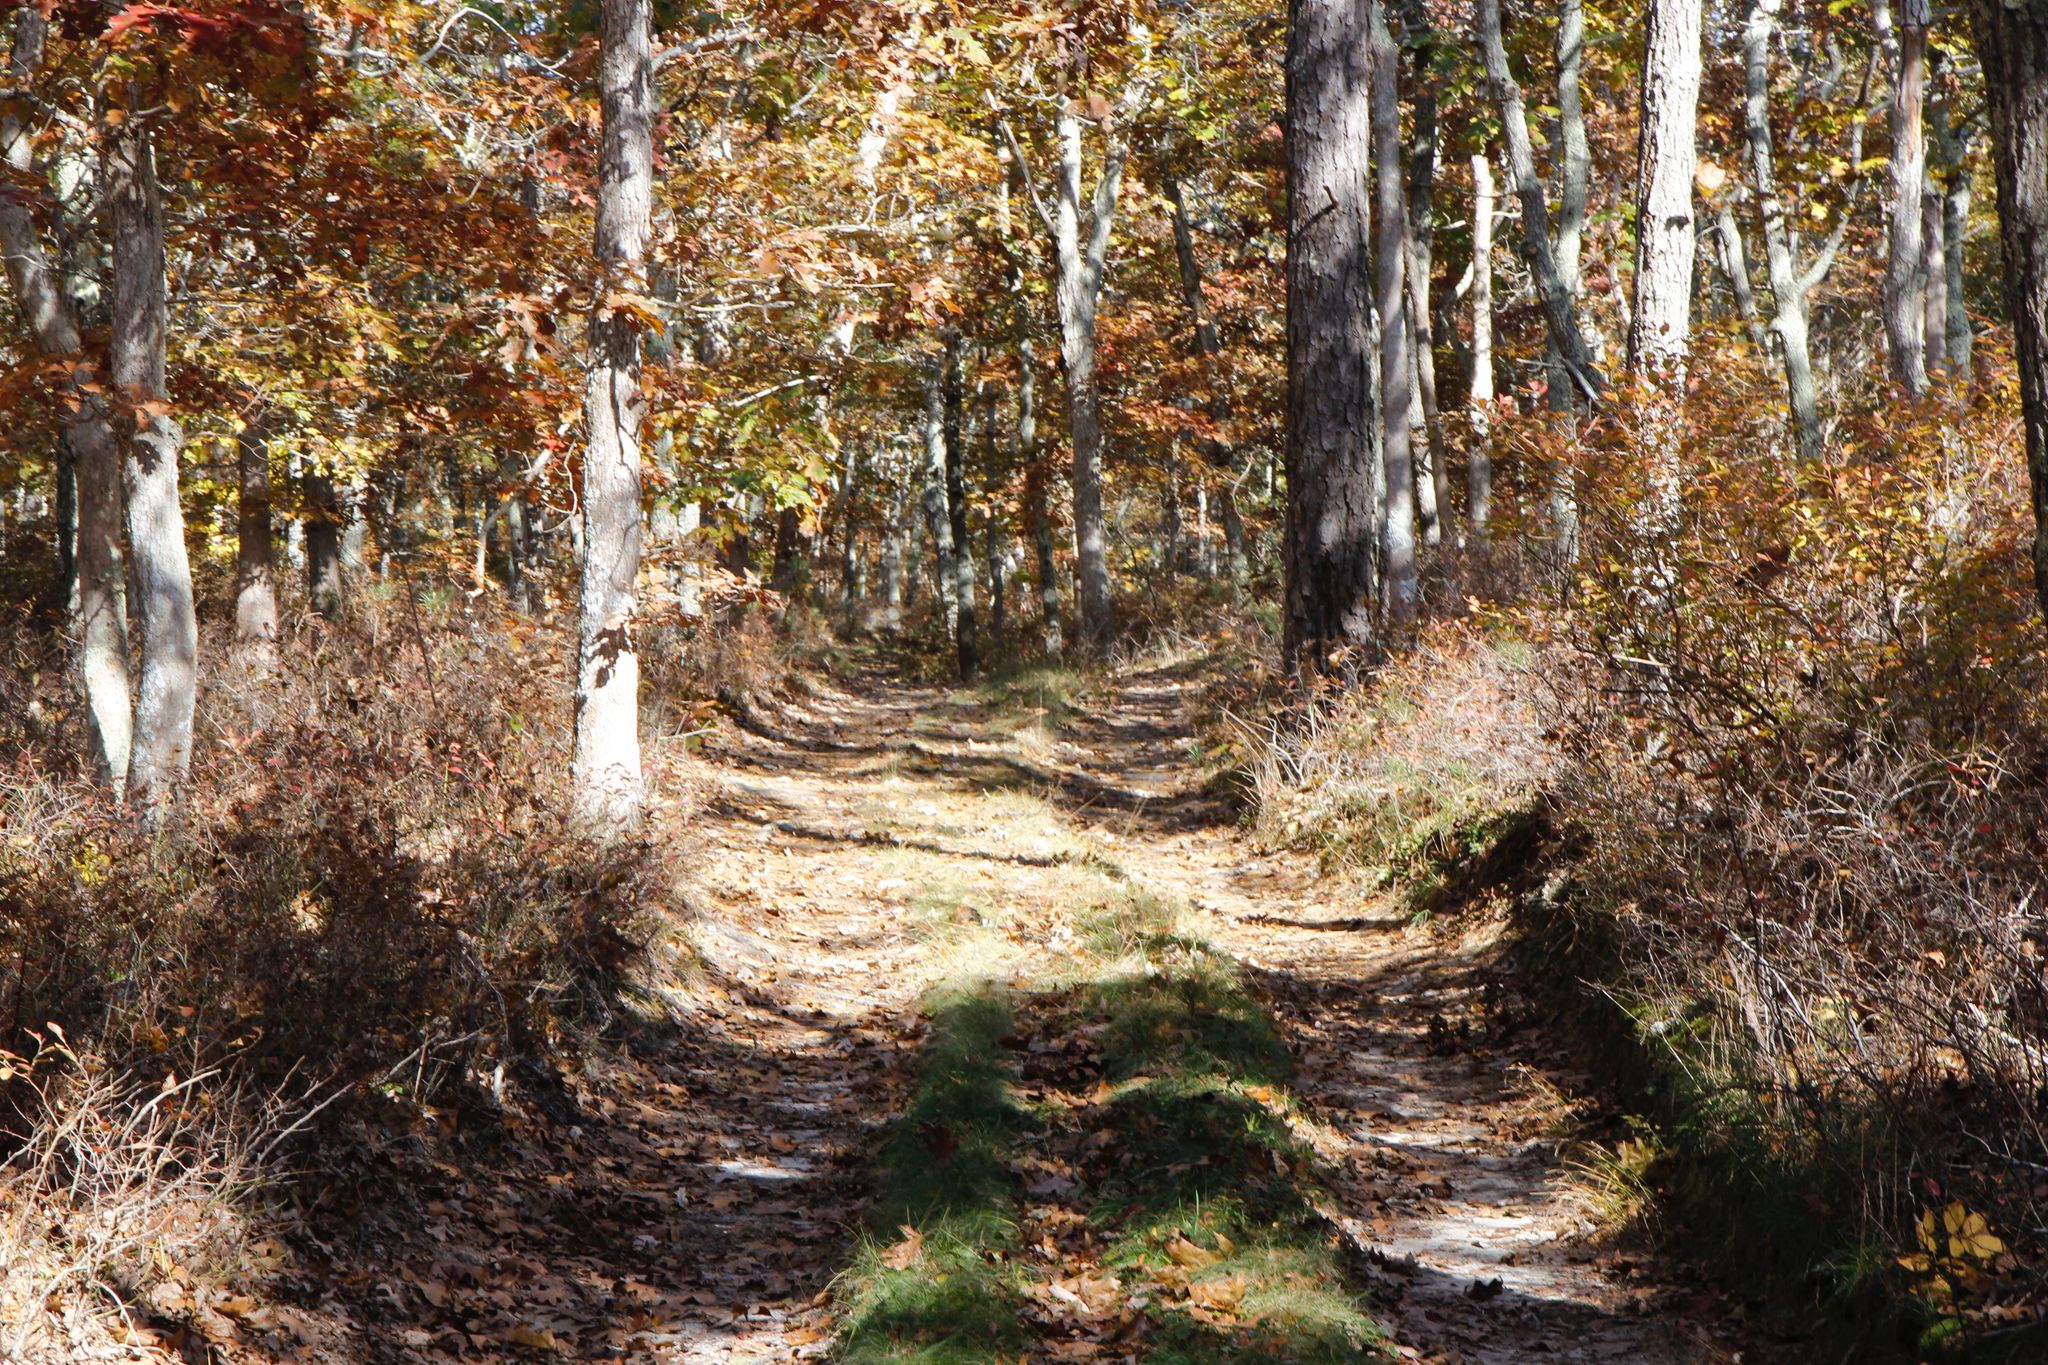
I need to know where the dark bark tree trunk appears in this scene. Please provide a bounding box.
[107,97,196,821]
[233,404,279,662]
[571,0,651,831]
[1922,181,1949,376]
[1284,0,1381,667]
[770,505,804,594]
[838,443,863,634]
[1163,174,1220,357]
[305,466,346,616]
[1973,0,2048,612]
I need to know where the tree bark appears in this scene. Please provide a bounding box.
[304,465,346,615]
[1929,67,1974,380]
[981,381,1007,642]
[1973,0,2048,613]
[1016,297,1061,655]
[1372,0,1418,625]
[1284,0,1381,667]
[1475,0,1603,403]
[943,335,978,679]
[1163,174,1219,357]
[919,357,960,642]
[2,9,129,785]
[838,443,862,634]
[1163,173,1246,582]
[1921,180,1949,376]
[1627,0,1703,380]
[1714,201,1769,351]
[571,0,651,832]
[1403,64,1449,540]
[770,505,804,594]
[233,404,279,661]
[1550,0,1593,413]
[107,100,195,821]
[1743,0,1865,464]
[1041,100,1131,654]
[1877,0,1931,393]
[1468,152,1497,539]
[879,460,906,631]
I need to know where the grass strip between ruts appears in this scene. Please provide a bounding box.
[832,893,1386,1363]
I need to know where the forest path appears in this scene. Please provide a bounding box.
[343,657,1730,1363]
[659,654,1733,1364]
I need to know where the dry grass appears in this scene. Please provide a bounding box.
[1240,622,1556,886]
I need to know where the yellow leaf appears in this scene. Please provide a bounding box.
[506,1325,562,1352]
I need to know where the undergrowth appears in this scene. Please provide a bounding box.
[0,577,706,1358]
[1230,369,2048,1358]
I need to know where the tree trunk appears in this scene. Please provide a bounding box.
[1372,0,1419,626]
[1550,0,1593,413]
[919,358,960,642]
[1629,0,1703,590]
[107,102,195,821]
[571,0,651,832]
[879,466,906,631]
[1284,0,1381,667]
[1016,306,1061,655]
[1973,0,2048,613]
[233,404,279,661]
[1877,0,1931,393]
[981,382,1007,643]
[1468,152,1497,539]
[943,335,978,679]
[1627,0,1703,380]
[1475,0,1603,402]
[1163,173,1246,584]
[1714,201,1769,350]
[1743,0,1861,464]
[838,444,862,634]
[1404,68,1449,540]
[305,466,346,615]
[1163,174,1220,357]
[54,447,74,604]
[770,504,804,594]
[2,8,128,785]
[1929,69,1974,380]
[1048,102,1129,655]
[1922,182,1949,377]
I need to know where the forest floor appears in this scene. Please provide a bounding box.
[294,654,1743,1364]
